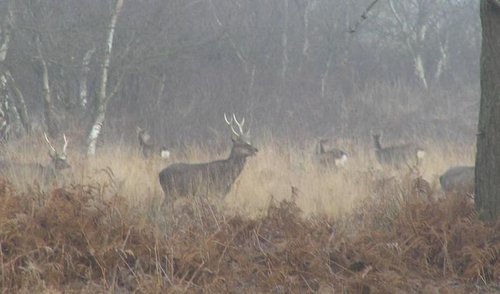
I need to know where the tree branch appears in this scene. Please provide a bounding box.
[349,0,382,33]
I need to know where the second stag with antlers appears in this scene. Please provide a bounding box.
[0,134,70,186]
[159,113,258,204]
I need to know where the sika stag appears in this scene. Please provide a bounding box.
[0,134,70,185]
[159,113,258,203]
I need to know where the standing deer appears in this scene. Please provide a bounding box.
[136,126,171,160]
[159,113,258,203]
[373,133,425,168]
[136,126,154,158]
[315,138,348,168]
[0,133,70,185]
[439,166,474,196]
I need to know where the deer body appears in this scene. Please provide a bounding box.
[159,114,257,202]
[159,146,249,198]
[136,127,154,158]
[0,161,57,184]
[373,134,424,168]
[315,139,348,168]
[439,166,474,195]
[137,127,171,160]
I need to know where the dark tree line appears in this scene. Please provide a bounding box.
[0,0,480,150]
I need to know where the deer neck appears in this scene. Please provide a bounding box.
[373,137,382,150]
[227,149,248,175]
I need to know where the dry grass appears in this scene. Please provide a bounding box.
[0,136,497,292]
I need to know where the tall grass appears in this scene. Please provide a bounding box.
[0,136,497,293]
[0,135,475,218]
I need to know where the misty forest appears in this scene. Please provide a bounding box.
[0,0,499,292]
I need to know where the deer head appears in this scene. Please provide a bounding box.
[44,133,70,170]
[224,113,258,157]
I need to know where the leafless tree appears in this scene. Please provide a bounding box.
[87,0,124,156]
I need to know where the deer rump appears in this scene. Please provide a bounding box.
[159,157,246,199]
[439,166,474,194]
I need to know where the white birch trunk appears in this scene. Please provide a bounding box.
[302,0,318,58]
[434,39,448,81]
[87,106,105,156]
[87,0,124,156]
[79,47,95,110]
[36,35,58,137]
[156,72,166,109]
[281,0,289,84]
[413,54,428,89]
[0,0,31,136]
[320,50,334,99]
[5,70,31,133]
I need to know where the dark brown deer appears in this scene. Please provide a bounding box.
[159,113,258,203]
[373,133,425,168]
[0,133,70,185]
[440,166,474,196]
[315,138,348,168]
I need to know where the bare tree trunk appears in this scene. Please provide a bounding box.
[87,0,124,156]
[35,35,58,137]
[155,72,166,109]
[281,0,289,86]
[320,49,334,99]
[302,0,316,59]
[434,38,448,81]
[5,70,31,134]
[388,0,429,89]
[475,0,500,220]
[0,75,9,140]
[0,0,15,139]
[79,47,95,110]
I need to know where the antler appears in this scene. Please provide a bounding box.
[224,113,240,137]
[44,132,57,154]
[232,113,245,134]
[224,113,251,138]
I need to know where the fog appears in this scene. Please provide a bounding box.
[0,0,480,152]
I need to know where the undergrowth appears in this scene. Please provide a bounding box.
[0,175,498,293]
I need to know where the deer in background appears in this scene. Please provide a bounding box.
[0,133,70,185]
[439,166,474,198]
[372,133,425,168]
[315,138,349,168]
[136,126,171,160]
[159,113,258,203]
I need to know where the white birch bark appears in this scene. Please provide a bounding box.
[35,35,58,137]
[0,0,31,135]
[281,0,289,84]
[320,50,334,99]
[0,0,14,139]
[302,0,320,59]
[87,0,124,156]
[79,47,95,110]
[5,70,31,133]
[434,38,448,81]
